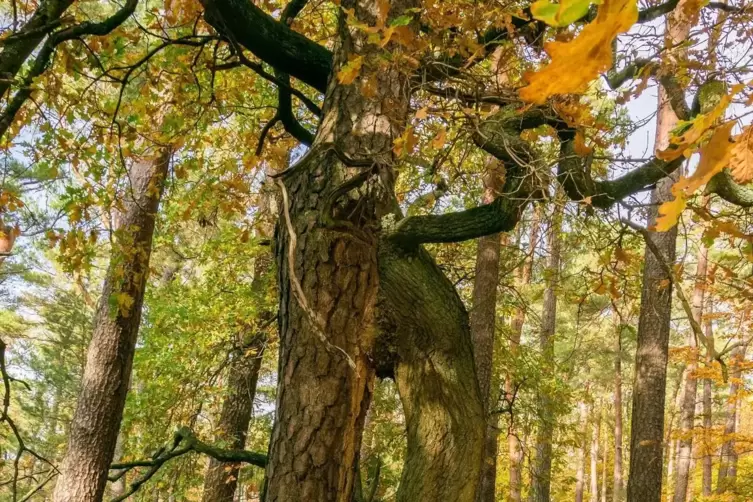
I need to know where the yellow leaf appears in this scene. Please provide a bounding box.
[675,121,735,194]
[730,125,753,184]
[574,129,593,157]
[432,127,447,149]
[115,292,135,317]
[376,0,390,27]
[519,0,638,104]
[654,186,687,232]
[337,56,363,85]
[415,107,428,120]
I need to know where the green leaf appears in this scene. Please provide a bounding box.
[531,0,593,27]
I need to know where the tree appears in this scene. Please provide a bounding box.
[52,147,172,501]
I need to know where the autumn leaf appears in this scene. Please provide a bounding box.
[432,127,447,149]
[675,121,735,194]
[574,129,593,156]
[730,125,753,184]
[114,292,135,317]
[337,56,363,85]
[415,107,428,120]
[519,0,638,104]
[657,85,743,161]
[654,185,687,232]
[531,0,593,27]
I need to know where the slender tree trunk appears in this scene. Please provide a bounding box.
[52,147,172,502]
[471,164,504,502]
[701,307,714,496]
[202,179,275,502]
[590,412,601,502]
[626,5,692,499]
[717,343,747,493]
[508,208,540,502]
[673,240,709,502]
[613,309,624,502]
[575,401,589,502]
[531,199,563,502]
[201,335,266,502]
[601,419,608,502]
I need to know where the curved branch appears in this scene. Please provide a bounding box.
[109,427,266,502]
[706,170,753,207]
[199,0,332,93]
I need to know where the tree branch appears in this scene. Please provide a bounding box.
[108,427,266,502]
[0,0,138,140]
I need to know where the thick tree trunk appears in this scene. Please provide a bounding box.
[201,335,265,502]
[590,412,601,502]
[530,200,563,502]
[52,148,172,502]
[672,242,708,502]
[380,241,486,501]
[262,1,484,500]
[471,166,503,502]
[507,208,540,502]
[613,309,624,502]
[626,6,691,499]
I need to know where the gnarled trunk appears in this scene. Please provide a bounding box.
[52,148,172,502]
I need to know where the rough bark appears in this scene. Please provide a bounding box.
[263,1,418,500]
[601,419,608,502]
[52,148,172,502]
[202,196,274,502]
[701,279,714,498]
[530,199,563,502]
[507,208,540,502]
[626,4,691,498]
[471,165,503,502]
[672,240,709,502]
[613,309,624,502]
[201,335,265,502]
[380,240,486,501]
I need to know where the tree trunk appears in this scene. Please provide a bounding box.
[672,240,709,502]
[508,208,540,502]
[717,343,746,494]
[701,306,714,496]
[52,148,172,502]
[613,309,624,502]
[601,418,608,502]
[202,188,274,502]
[471,165,503,502]
[590,412,601,502]
[575,401,589,502]
[530,199,563,502]
[381,240,486,501]
[264,2,481,500]
[626,5,691,499]
[201,336,265,502]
